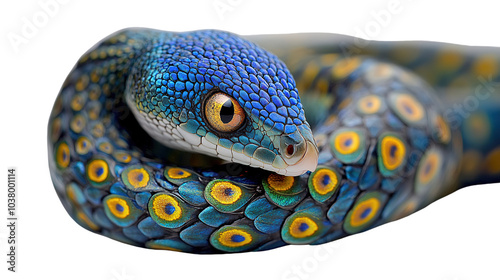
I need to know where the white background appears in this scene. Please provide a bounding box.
[1,0,500,279]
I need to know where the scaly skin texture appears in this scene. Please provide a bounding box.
[48,28,498,253]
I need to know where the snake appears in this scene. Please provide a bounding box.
[47,28,500,253]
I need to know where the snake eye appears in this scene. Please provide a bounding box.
[204,92,245,133]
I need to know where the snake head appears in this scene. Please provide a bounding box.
[127,30,318,176]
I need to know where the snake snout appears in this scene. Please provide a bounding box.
[276,125,319,176]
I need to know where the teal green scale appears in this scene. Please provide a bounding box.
[48,28,500,254]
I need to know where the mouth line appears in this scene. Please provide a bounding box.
[224,139,318,177]
[215,126,320,176]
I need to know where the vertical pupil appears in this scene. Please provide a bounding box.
[220,99,234,124]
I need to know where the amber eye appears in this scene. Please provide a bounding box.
[204,92,245,133]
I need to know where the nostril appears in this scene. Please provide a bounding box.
[280,131,309,165]
[286,144,295,156]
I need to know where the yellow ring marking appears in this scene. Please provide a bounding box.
[56,142,70,169]
[75,75,89,92]
[210,181,242,204]
[218,229,252,247]
[106,197,130,219]
[70,114,86,133]
[66,186,77,204]
[473,55,498,77]
[70,94,85,111]
[367,63,395,81]
[358,95,382,114]
[418,153,441,184]
[114,152,132,163]
[395,94,425,122]
[312,169,338,195]
[334,131,360,155]
[127,168,150,189]
[87,159,109,183]
[390,199,418,222]
[76,210,99,231]
[90,69,101,84]
[152,194,182,222]
[437,51,464,71]
[332,57,361,79]
[299,61,320,89]
[289,217,319,238]
[51,117,62,142]
[381,136,406,170]
[98,142,114,154]
[88,103,101,120]
[267,173,294,191]
[350,198,380,227]
[75,137,92,155]
[315,78,329,93]
[435,115,451,144]
[91,123,105,138]
[167,168,191,179]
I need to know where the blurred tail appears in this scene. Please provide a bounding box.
[367,40,500,188]
[326,36,500,188]
[249,33,500,187]
[453,100,500,187]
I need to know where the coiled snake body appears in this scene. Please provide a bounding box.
[48,28,500,253]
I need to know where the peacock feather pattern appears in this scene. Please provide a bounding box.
[48,28,500,253]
